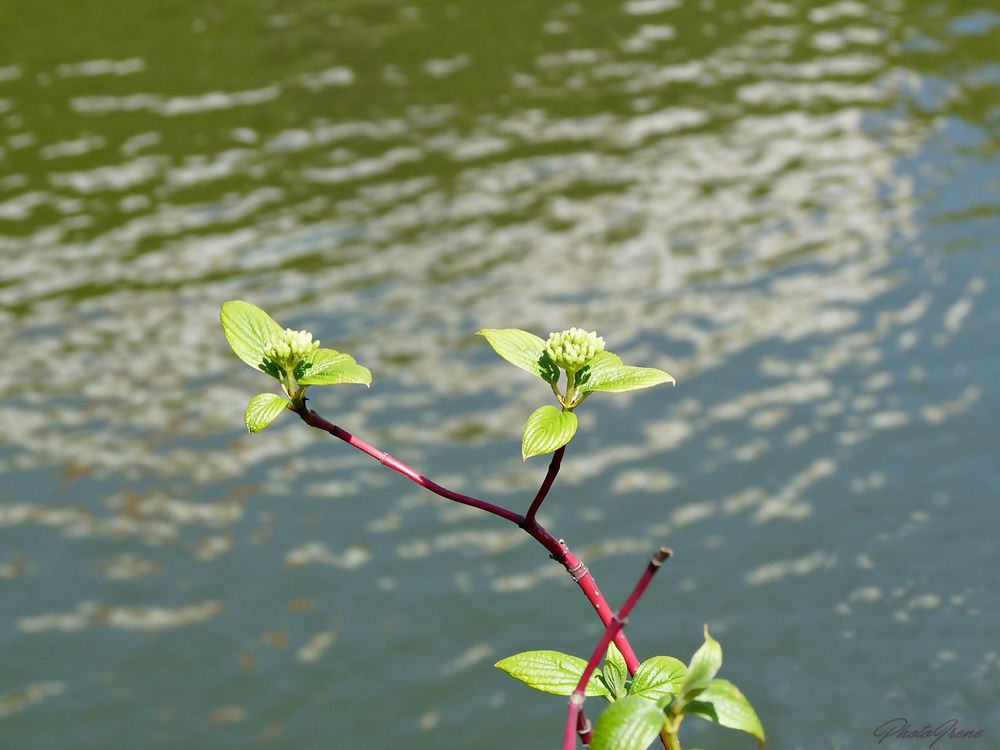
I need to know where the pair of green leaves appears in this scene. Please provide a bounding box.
[221,301,371,434]
[494,644,686,705]
[591,628,765,750]
[477,329,674,459]
[496,628,764,750]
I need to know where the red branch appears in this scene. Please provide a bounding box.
[564,548,672,750]
[577,710,593,746]
[295,407,659,745]
[298,410,522,524]
[524,445,565,526]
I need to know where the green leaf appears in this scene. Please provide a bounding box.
[601,642,628,700]
[244,393,291,434]
[591,695,666,750]
[685,679,765,746]
[629,656,688,701]
[682,699,718,722]
[221,301,283,375]
[495,651,609,698]
[575,351,623,385]
[521,405,578,460]
[681,626,723,696]
[297,348,372,387]
[579,363,674,394]
[477,328,557,383]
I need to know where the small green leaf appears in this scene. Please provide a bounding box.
[629,656,688,701]
[297,348,372,386]
[244,393,290,434]
[686,679,764,746]
[495,651,609,698]
[477,328,557,383]
[521,405,578,460]
[579,364,674,394]
[591,695,666,750]
[681,626,722,696]
[601,642,628,700]
[221,301,283,375]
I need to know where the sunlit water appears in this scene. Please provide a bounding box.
[1,1,998,748]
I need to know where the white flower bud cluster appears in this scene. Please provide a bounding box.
[263,328,320,368]
[545,327,605,371]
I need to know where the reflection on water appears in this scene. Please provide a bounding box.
[1,1,997,747]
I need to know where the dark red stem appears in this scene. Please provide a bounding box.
[295,406,654,742]
[523,522,642,672]
[577,710,593,746]
[298,409,522,524]
[564,548,672,750]
[524,445,565,526]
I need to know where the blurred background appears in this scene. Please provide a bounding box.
[1,1,997,748]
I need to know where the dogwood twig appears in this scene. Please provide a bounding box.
[294,408,647,679]
[524,445,565,526]
[563,548,672,750]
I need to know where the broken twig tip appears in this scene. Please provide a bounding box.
[652,547,673,566]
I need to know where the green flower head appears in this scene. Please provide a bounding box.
[544,327,605,372]
[263,328,320,370]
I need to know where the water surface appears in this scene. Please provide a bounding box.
[1,1,998,748]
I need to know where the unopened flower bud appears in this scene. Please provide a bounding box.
[263,328,320,369]
[544,327,605,371]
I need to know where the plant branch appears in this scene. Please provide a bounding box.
[664,727,681,750]
[297,407,522,524]
[563,548,672,750]
[294,405,662,745]
[295,406,644,673]
[527,527,643,673]
[523,446,565,527]
[577,710,593,746]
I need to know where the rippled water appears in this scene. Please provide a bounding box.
[1,1,998,748]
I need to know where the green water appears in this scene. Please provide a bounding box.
[1,1,998,748]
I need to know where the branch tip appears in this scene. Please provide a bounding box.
[652,547,673,566]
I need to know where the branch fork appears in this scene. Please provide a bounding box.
[294,403,669,748]
[564,548,672,750]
